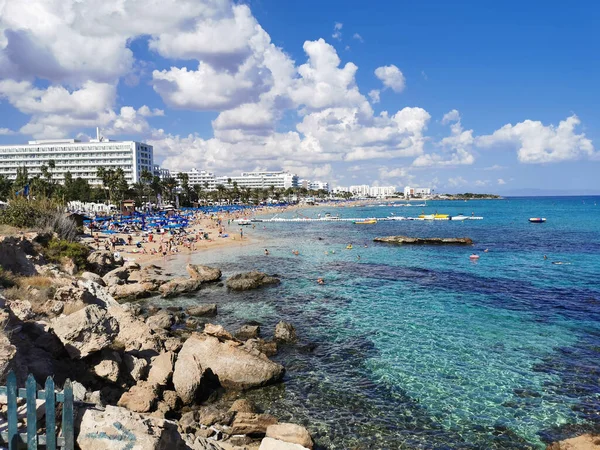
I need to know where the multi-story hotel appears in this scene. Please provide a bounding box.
[404,186,431,197]
[0,136,154,185]
[170,168,217,190]
[216,171,299,190]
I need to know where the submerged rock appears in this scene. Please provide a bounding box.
[226,271,280,291]
[266,423,314,449]
[373,236,473,245]
[186,264,222,282]
[186,304,217,317]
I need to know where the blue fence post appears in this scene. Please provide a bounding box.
[6,371,18,450]
[45,376,56,450]
[26,374,37,450]
[62,379,74,450]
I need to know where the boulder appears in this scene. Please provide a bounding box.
[0,236,45,276]
[61,257,78,276]
[266,423,313,449]
[124,353,149,382]
[186,264,222,282]
[173,334,284,397]
[146,311,175,330]
[80,271,105,286]
[373,236,474,245]
[77,404,184,449]
[158,278,203,298]
[52,304,119,358]
[0,328,16,382]
[259,437,310,450]
[93,355,121,383]
[7,299,34,321]
[102,266,131,287]
[147,352,175,386]
[244,339,277,357]
[226,271,280,291]
[54,285,99,305]
[230,412,278,435]
[546,434,600,449]
[161,390,180,411]
[108,306,163,353]
[197,405,234,427]
[235,325,260,340]
[274,321,297,343]
[117,381,160,413]
[110,282,157,300]
[186,304,217,317]
[203,323,234,341]
[86,250,123,276]
[229,399,256,414]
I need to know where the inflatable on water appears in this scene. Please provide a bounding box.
[469,254,480,260]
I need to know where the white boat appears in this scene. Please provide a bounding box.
[450,215,468,221]
[236,219,252,226]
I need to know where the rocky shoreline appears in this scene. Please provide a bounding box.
[0,233,313,450]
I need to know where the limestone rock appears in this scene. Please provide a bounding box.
[203,323,234,340]
[173,334,284,397]
[186,264,222,282]
[274,321,297,343]
[117,381,160,413]
[77,404,184,449]
[147,352,175,386]
[230,412,277,435]
[244,339,277,357]
[0,236,45,276]
[86,250,122,276]
[161,390,180,411]
[546,434,600,450]
[7,299,34,321]
[235,325,260,340]
[80,271,105,286]
[0,328,16,382]
[158,277,203,298]
[226,271,280,291]
[186,304,217,317]
[93,357,121,383]
[102,266,131,286]
[229,399,256,414]
[259,437,309,450]
[52,304,119,358]
[266,423,313,449]
[110,282,157,300]
[146,311,175,330]
[124,353,149,382]
[373,235,474,245]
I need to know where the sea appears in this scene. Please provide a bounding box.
[153,196,600,449]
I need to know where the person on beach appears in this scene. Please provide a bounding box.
[240,228,243,239]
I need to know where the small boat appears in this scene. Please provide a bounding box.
[236,219,252,226]
[529,218,546,223]
[450,215,468,221]
[434,214,449,219]
[346,245,353,249]
[355,219,377,225]
[418,214,435,220]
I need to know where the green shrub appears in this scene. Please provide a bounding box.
[0,267,16,288]
[39,238,90,271]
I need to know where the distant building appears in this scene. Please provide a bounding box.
[153,165,171,180]
[349,185,370,197]
[404,186,431,197]
[369,186,396,198]
[301,179,329,191]
[216,171,299,190]
[170,168,216,190]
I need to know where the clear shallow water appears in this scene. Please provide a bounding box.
[156,197,600,449]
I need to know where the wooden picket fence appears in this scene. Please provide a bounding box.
[0,371,74,449]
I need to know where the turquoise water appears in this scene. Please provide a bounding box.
[158,197,600,449]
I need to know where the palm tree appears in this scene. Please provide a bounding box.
[193,184,203,204]
[162,177,179,202]
[215,184,226,203]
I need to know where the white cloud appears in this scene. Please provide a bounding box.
[477,115,595,163]
[474,179,489,186]
[137,105,164,117]
[0,128,16,135]
[441,109,460,124]
[353,33,364,42]
[497,178,506,185]
[483,164,506,171]
[374,65,405,93]
[448,176,467,187]
[332,22,343,40]
[368,90,380,104]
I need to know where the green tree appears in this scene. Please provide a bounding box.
[162,177,179,202]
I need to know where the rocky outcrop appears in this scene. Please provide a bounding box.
[186,264,222,283]
[158,278,203,298]
[77,404,184,450]
[52,304,119,358]
[173,334,284,399]
[226,271,280,291]
[546,434,600,449]
[266,424,313,449]
[147,352,175,386]
[274,321,297,343]
[146,311,175,330]
[203,323,234,341]
[117,380,160,413]
[109,282,157,300]
[186,304,217,317]
[0,235,46,276]
[259,437,310,450]
[86,250,123,276]
[373,236,474,245]
[230,412,278,435]
[80,271,105,286]
[0,311,16,382]
[235,325,260,340]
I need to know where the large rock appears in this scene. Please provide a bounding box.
[186,304,217,317]
[124,353,149,382]
[203,323,234,340]
[259,437,310,450]
[102,266,132,286]
[373,236,474,245]
[147,352,175,386]
[230,412,277,435]
[86,250,123,276]
[226,271,280,291]
[186,264,222,282]
[80,271,105,286]
[546,434,600,449]
[0,328,16,382]
[235,325,260,340]
[274,321,297,343]
[93,353,121,383]
[146,311,175,330]
[6,299,34,321]
[77,404,184,450]
[109,282,157,300]
[117,381,160,413]
[266,423,313,449]
[158,277,203,298]
[0,235,45,276]
[52,304,119,358]
[173,334,284,401]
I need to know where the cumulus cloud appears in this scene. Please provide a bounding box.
[353,33,364,42]
[497,178,506,185]
[477,115,595,163]
[332,22,343,41]
[441,109,460,124]
[374,65,406,93]
[0,128,15,135]
[483,164,506,171]
[368,90,380,104]
[448,176,467,187]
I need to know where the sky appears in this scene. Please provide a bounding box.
[0,0,598,194]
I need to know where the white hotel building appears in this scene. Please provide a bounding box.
[0,138,154,185]
[170,168,217,190]
[216,171,299,190]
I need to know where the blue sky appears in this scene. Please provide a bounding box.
[0,0,598,193]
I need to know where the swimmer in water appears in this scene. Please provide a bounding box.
[544,255,548,260]
[317,278,325,285]
[264,249,270,256]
